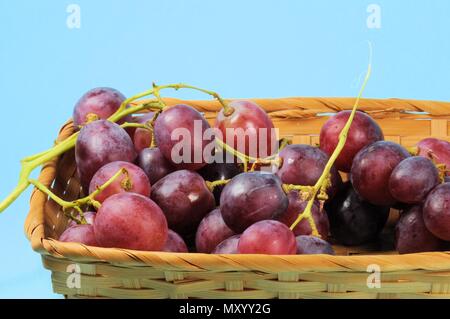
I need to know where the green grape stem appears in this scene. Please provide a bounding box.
[148,109,162,148]
[282,184,315,197]
[206,179,231,192]
[29,168,126,211]
[120,122,151,130]
[289,43,373,236]
[214,138,282,173]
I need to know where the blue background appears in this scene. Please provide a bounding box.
[0,0,449,298]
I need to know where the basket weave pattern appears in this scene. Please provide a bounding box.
[25,97,450,299]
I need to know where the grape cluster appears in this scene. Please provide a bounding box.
[5,84,450,256]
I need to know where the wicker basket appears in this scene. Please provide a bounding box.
[25,97,450,299]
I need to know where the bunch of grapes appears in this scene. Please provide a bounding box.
[2,82,450,256]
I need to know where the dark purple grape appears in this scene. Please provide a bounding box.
[151,170,215,235]
[75,120,137,190]
[389,157,439,204]
[195,208,235,253]
[137,147,176,185]
[220,172,288,233]
[94,193,168,251]
[396,206,442,254]
[154,104,213,171]
[391,202,413,211]
[276,144,342,200]
[212,235,241,254]
[238,220,296,255]
[163,230,188,253]
[198,154,242,205]
[325,182,390,246]
[423,183,450,241]
[320,111,384,172]
[59,224,98,246]
[73,87,130,130]
[89,161,151,203]
[276,191,329,239]
[296,236,335,255]
[350,141,410,206]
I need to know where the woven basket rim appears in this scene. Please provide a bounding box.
[25,96,450,273]
[132,96,450,119]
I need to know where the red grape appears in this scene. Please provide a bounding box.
[350,141,410,205]
[163,230,188,253]
[195,208,235,253]
[133,112,154,153]
[238,220,296,255]
[220,172,288,233]
[388,157,439,204]
[137,147,176,185]
[276,191,329,239]
[154,104,213,171]
[75,120,137,190]
[423,183,450,241]
[73,87,130,130]
[88,161,151,203]
[151,170,215,235]
[296,236,335,255]
[325,182,389,246]
[212,235,241,254]
[396,206,442,254]
[59,224,98,246]
[320,111,384,172]
[417,138,450,174]
[94,193,168,251]
[215,100,276,158]
[68,211,96,227]
[275,144,342,199]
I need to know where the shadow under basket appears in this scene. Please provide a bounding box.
[25,96,450,299]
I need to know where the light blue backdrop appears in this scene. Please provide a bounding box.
[0,0,449,298]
